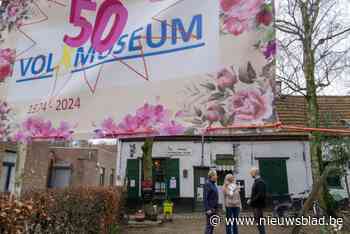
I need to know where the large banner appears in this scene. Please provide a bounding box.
[1,0,276,140]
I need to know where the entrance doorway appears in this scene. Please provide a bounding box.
[50,165,71,188]
[0,162,15,192]
[258,158,289,198]
[193,166,209,211]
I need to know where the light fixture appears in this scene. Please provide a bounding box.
[183,169,188,178]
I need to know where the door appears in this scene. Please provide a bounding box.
[51,167,71,188]
[165,159,180,199]
[193,167,209,211]
[126,159,140,199]
[0,162,15,192]
[153,159,167,199]
[258,159,289,197]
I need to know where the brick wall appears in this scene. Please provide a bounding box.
[96,145,117,186]
[51,147,100,187]
[21,141,51,193]
[20,142,117,193]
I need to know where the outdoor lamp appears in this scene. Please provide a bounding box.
[183,169,188,178]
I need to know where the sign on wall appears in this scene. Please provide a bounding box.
[2,0,276,139]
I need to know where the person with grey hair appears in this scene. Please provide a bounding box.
[203,170,218,234]
[248,167,266,234]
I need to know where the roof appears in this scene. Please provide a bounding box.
[123,95,350,140]
[276,95,350,129]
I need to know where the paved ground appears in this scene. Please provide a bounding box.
[120,213,349,234]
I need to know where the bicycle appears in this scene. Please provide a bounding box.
[272,190,311,218]
[272,193,293,218]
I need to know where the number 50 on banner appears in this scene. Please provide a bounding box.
[64,0,128,53]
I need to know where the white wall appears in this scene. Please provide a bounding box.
[120,141,209,198]
[342,168,350,197]
[120,140,314,201]
[206,141,313,203]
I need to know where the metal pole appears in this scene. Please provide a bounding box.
[116,137,123,186]
[201,134,204,166]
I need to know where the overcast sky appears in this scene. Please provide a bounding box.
[276,0,350,95]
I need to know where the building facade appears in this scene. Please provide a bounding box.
[0,141,117,194]
[0,143,17,193]
[120,136,350,210]
[120,95,350,210]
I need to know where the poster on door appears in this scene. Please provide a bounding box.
[1,0,276,141]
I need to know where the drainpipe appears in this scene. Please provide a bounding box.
[250,142,254,166]
[14,142,27,198]
[116,137,123,186]
[200,134,204,166]
[343,166,350,199]
[302,142,310,190]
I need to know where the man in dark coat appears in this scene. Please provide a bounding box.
[248,167,266,234]
[203,170,218,234]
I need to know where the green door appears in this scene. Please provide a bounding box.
[193,167,209,212]
[258,159,289,196]
[165,159,180,199]
[126,159,140,199]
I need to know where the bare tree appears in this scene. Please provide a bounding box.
[276,0,350,231]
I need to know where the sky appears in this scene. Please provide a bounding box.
[276,0,350,95]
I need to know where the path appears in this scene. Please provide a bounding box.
[120,213,337,234]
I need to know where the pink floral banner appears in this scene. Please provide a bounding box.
[2,0,276,139]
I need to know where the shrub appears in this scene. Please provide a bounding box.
[0,193,35,234]
[0,186,123,234]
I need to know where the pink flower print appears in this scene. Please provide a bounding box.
[56,121,74,138]
[0,49,16,82]
[12,131,27,143]
[153,104,168,122]
[16,117,75,142]
[221,0,264,35]
[224,0,264,18]
[7,5,20,17]
[101,117,119,133]
[256,7,273,26]
[230,89,273,123]
[220,0,241,12]
[0,49,16,63]
[263,40,276,60]
[135,103,170,129]
[118,114,142,132]
[159,121,185,135]
[175,111,185,118]
[216,68,237,89]
[223,17,248,36]
[205,103,225,123]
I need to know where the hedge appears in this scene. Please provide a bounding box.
[0,186,124,234]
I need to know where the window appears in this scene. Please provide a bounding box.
[327,175,342,188]
[100,167,105,185]
[1,162,15,192]
[215,154,236,166]
[50,166,71,188]
[153,159,166,194]
[110,169,115,186]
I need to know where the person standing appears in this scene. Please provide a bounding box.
[223,174,242,234]
[248,167,266,234]
[204,170,219,234]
